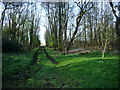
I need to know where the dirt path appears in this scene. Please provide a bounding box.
[31,48,40,65]
[42,47,58,64]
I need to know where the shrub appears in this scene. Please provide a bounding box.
[2,37,21,53]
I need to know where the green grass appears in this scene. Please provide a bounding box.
[2,48,119,88]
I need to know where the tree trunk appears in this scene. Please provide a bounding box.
[66,17,81,53]
[109,2,120,54]
[116,18,120,54]
[102,41,107,59]
[29,25,33,50]
[58,2,63,52]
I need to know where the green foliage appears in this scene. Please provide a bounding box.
[2,49,118,88]
[2,37,21,53]
[2,27,14,38]
[47,35,54,48]
[32,34,40,47]
[2,26,22,52]
[45,31,58,48]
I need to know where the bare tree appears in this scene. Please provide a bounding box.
[66,1,94,53]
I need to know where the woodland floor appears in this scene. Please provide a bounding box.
[2,48,119,88]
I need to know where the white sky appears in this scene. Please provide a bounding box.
[39,25,46,45]
[36,3,47,45]
[0,2,4,19]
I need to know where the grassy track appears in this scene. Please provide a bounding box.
[2,48,119,88]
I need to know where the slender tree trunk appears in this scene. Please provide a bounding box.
[58,2,63,52]
[102,41,107,59]
[21,24,24,45]
[66,24,79,53]
[11,17,17,40]
[29,16,34,50]
[84,16,87,48]
[66,13,83,53]
[64,23,67,53]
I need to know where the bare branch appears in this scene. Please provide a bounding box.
[109,1,118,19]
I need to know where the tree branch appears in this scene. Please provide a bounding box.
[109,1,118,19]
